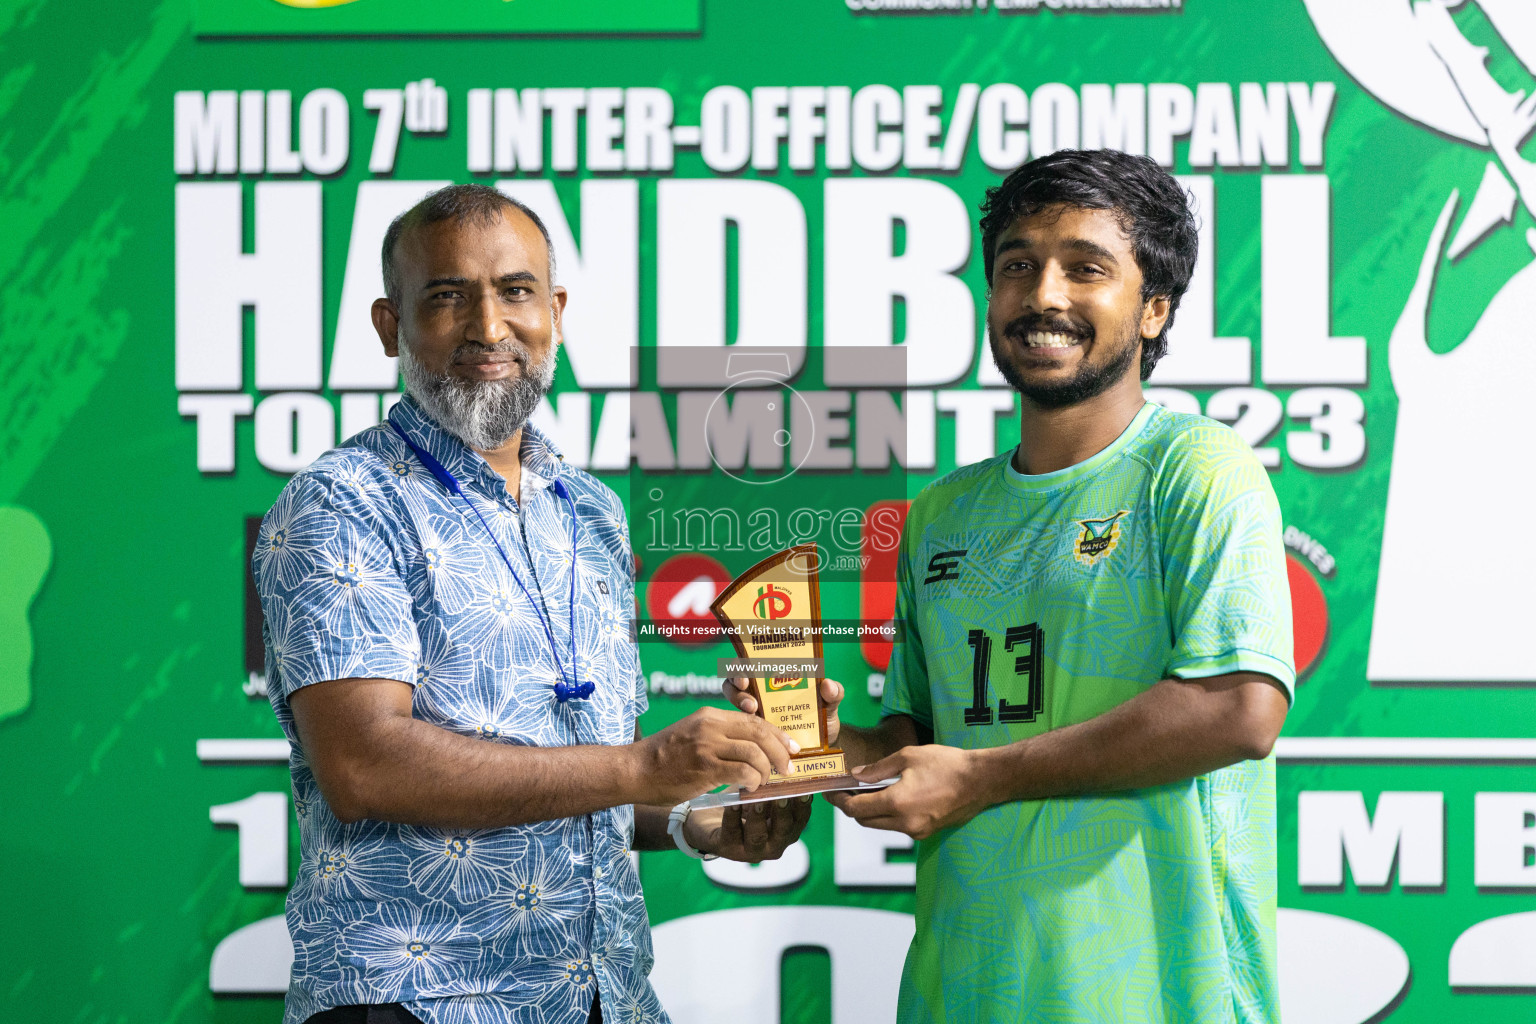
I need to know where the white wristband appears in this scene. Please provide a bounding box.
[667,800,718,861]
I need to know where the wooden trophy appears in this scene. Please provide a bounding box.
[710,543,854,796]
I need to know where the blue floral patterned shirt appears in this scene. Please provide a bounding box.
[253,395,665,1024]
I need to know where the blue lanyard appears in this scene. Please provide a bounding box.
[387,418,593,702]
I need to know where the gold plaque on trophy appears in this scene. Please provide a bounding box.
[711,544,852,794]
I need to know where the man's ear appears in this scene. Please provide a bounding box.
[1141,294,1172,340]
[372,298,401,357]
[551,285,568,347]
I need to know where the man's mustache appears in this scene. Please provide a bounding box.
[1001,314,1094,341]
[451,340,532,365]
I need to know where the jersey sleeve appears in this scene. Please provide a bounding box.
[252,468,421,718]
[880,507,934,728]
[1154,424,1296,701]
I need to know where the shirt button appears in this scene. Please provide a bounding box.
[594,865,604,879]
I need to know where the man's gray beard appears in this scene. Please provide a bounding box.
[397,337,557,451]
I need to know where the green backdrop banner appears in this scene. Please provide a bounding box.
[2,1,1534,1021]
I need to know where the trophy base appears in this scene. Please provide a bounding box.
[689,772,898,809]
[767,748,847,783]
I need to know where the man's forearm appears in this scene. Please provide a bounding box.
[323,713,645,828]
[632,803,675,851]
[972,674,1287,805]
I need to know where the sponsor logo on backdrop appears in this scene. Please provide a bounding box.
[1307,0,1536,684]
[1283,524,1333,681]
[644,554,732,647]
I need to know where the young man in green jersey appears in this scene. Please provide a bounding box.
[729,149,1294,1022]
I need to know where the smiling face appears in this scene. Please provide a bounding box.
[372,206,566,450]
[986,204,1169,410]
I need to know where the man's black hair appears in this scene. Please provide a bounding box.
[979,149,1198,380]
[382,183,555,306]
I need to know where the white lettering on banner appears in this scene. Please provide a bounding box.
[700,85,751,172]
[264,92,301,174]
[1276,909,1409,1024]
[903,84,944,170]
[180,83,1336,182]
[175,181,321,391]
[1147,83,1194,167]
[1473,792,1536,888]
[1189,82,1241,169]
[656,178,808,357]
[1081,83,1146,154]
[1206,388,1282,468]
[1030,82,1079,157]
[171,82,1352,475]
[823,178,973,386]
[1449,911,1536,989]
[1147,175,1251,385]
[650,907,913,1024]
[500,179,640,389]
[209,792,289,888]
[363,89,404,174]
[298,89,349,176]
[1261,174,1366,384]
[403,77,448,135]
[528,392,593,469]
[702,840,810,889]
[178,394,253,472]
[587,87,625,173]
[851,84,903,171]
[751,85,790,171]
[1297,791,1444,888]
[1240,82,1288,167]
[625,88,674,171]
[937,389,1015,466]
[174,91,237,174]
[976,83,1028,171]
[786,86,827,171]
[834,808,915,886]
[542,88,585,172]
[240,90,264,174]
[254,392,335,474]
[328,180,450,391]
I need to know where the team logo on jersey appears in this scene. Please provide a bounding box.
[924,549,966,584]
[1073,511,1131,566]
[752,583,793,619]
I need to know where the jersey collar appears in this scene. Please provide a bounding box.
[1003,401,1159,494]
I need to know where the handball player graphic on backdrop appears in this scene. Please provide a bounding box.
[253,184,810,1024]
[731,149,1295,1022]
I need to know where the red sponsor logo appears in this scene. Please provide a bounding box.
[1287,553,1329,680]
[860,500,909,671]
[645,554,732,647]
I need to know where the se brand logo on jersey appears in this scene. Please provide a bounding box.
[752,584,793,620]
[765,675,810,692]
[924,549,967,584]
[1073,511,1132,566]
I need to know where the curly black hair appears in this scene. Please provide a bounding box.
[979,149,1198,380]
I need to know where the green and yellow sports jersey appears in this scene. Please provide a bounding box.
[882,402,1295,1024]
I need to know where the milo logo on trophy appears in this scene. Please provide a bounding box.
[711,544,850,789]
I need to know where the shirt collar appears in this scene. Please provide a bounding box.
[390,393,566,499]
